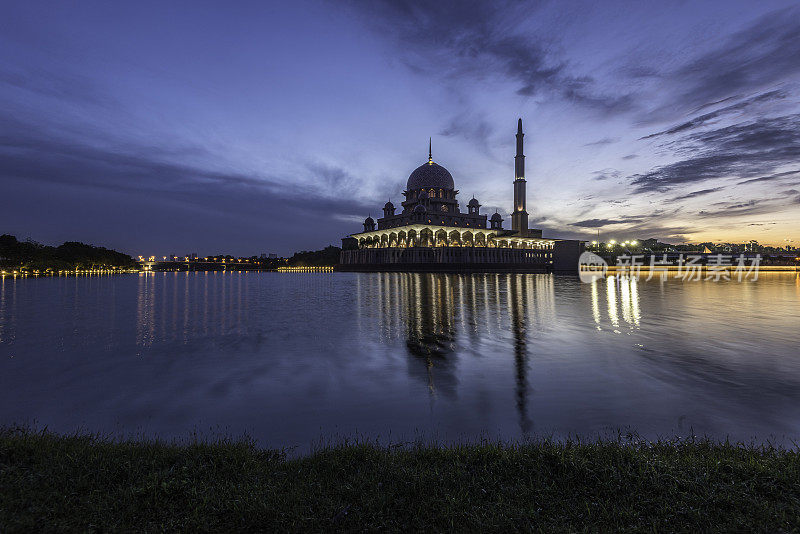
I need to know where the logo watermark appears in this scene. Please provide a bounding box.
[579,253,762,283]
[578,251,608,283]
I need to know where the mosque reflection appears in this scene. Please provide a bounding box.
[358,272,642,434]
[359,273,552,433]
[128,271,643,434]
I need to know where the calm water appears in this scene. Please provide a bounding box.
[1,272,799,449]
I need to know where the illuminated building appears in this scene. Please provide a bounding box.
[340,119,582,272]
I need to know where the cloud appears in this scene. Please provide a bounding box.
[697,199,773,219]
[570,218,643,228]
[695,195,799,218]
[305,162,362,193]
[629,114,800,192]
[0,113,372,254]
[640,7,800,120]
[622,154,638,160]
[552,218,692,243]
[583,137,619,147]
[641,90,787,140]
[0,65,115,107]
[438,111,495,153]
[592,168,621,181]
[670,187,725,202]
[347,0,634,114]
[736,169,800,185]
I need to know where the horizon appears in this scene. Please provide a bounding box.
[2,1,799,256]
[0,230,791,261]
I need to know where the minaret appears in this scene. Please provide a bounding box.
[511,118,529,235]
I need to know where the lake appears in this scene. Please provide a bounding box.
[1,271,798,450]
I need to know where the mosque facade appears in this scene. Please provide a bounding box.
[339,119,582,272]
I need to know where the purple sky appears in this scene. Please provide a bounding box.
[1,0,799,256]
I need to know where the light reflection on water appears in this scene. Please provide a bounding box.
[0,271,799,449]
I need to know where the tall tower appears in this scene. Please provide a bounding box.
[511,118,529,235]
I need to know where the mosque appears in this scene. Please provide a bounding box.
[339,119,582,272]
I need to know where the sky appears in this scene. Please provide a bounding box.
[1,0,799,256]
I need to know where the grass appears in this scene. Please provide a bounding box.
[2,427,799,532]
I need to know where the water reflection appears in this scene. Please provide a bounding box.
[591,276,641,332]
[509,275,533,433]
[2,271,800,449]
[357,273,561,432]
[355,273,646,434]
[403,274,457,397]
[134,272,262,347]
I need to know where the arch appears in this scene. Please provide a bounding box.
[398,230,407,248]
[407,229,417,247]
[419,228,433,247]
[380,234,389,248]
[389,232,398,247]
[449,230,461,247]
[475,233,486,247]
[462,231,474,247]
[435,229,448,247]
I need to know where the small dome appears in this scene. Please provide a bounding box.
[468,197,480,207]
[413,204,426,213]
[407,161,455,191]
[490,212,503,222]
[384,201,394,209]
[364,216,375,224]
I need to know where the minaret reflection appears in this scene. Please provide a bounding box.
[508,274,533,434]
[363,272,556,424]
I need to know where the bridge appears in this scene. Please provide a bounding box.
[138,259,267,272]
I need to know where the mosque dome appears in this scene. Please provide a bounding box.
[384,201,394,209]
[490,212,503,222]
[407,161,455,191]
[364,216,375,225]
[468,197,480,208]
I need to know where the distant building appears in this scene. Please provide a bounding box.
[340,119,582,272]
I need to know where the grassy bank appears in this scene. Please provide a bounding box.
[2,428,799,532]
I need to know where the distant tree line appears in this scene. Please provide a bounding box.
[0,234,136,271]
[287,246,341,267]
